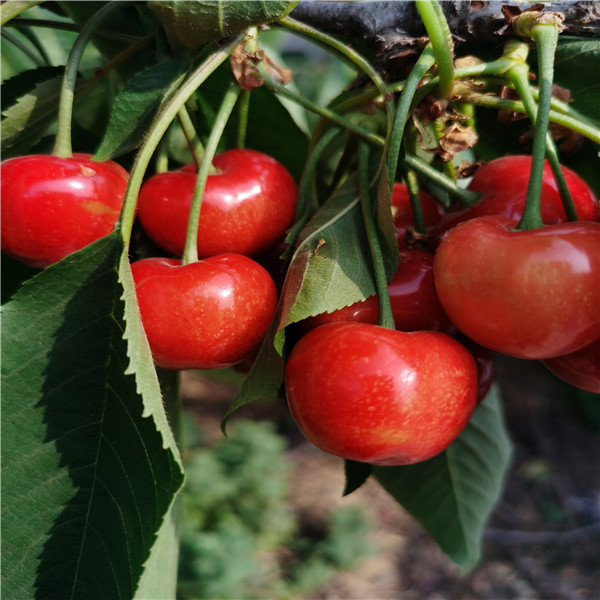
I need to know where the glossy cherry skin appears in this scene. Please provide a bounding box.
[300,249,455,335]
[542,337,600,394]
[285,322,478,466]
[1,153,129,268]
[435,156,599,243]
[131,254,278,370]
[137,148,298,259]
[434,216,600,360]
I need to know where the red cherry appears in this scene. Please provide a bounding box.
[137,148,298,259]
[285,322,478,465]
[1,153,129,268]
[300,249,455,335]
[543,338,600,394]
[435,155,599,243]
[131,254,278,370]
[433,216,600,359]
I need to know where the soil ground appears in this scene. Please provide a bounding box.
[181,354,600,600]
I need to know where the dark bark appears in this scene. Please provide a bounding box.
[289,1,600,77]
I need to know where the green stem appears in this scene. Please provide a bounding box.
[278,16,395,143]
[176,104,205,169]
[260,71,385,146]
[516,24,560,230]
[0,29,46,66]
[8,17,144,43]
[52,1,124,158]
[182,85,240,265]
[403,155,480,205]
[236,89,251,148]
[386,44,436,195]
[284,127,342,254]
[119,34,245,249]
[466,94,600,144]
[509,65,578,222]
[415,0,454,99]
[338,55,516,114]
[154,131,171,174]
[297,127,341,215]
[433,118,457,180]
[358,142,395,330]
[406,169,426,235]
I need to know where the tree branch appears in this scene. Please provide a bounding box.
[289,1,599,77]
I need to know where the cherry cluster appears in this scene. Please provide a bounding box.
[0,148,296,372]
[285,156,600,466]
[2,151,598,468]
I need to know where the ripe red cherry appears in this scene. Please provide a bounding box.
[285,322,478,465]
[542,338,600,394]
[137,148,298,259]
[433,216,600,360]
[1,153,129,268]
[300,249,454,334]
[435,155,599,242]
[131,254,278,370]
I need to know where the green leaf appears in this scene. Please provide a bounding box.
[221,310,285,429]
[149,0,299,49]
[373,385,512,572]
[343,460,373,496]
[375,166,400,277]
[274,175,383,350]
[224,174,398,423]
[0,0,44,25]
[552,36,600,125]
[1,75,63,157]
[95,57,191,161]
[134,500,182,600]
[0,66,65,108]
[1,234,184,599]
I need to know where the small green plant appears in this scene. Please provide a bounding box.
[177,418,373,600]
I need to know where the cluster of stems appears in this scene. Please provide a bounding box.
[48,0,597,325]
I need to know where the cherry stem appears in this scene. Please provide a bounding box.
[176,104,205,170]
[358,142,395,331]
[433,118,457,181]
[465,93,600,144]
[1,29,46,66]
[7,17,145,43]
[284,126,342,255]
[516,23,560,231]
[278,16,395,142]
[260,71,385,146]
[53,1,124,159]
[386,44,436,196]
[406,169,427,235]
[297,127,341,216]
[154,131,170,174]
[182,84,241,265]
[402,154,480,205]
[509,65,578,222]
[415,0,454,99]
[236,89,251,148]
[119,34,245,250]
